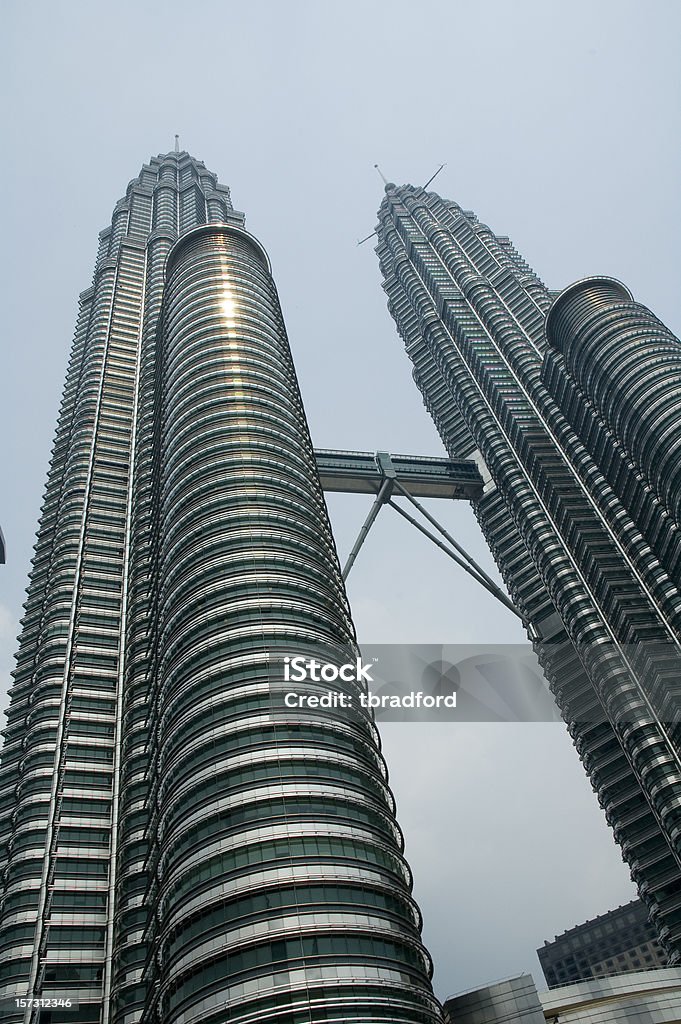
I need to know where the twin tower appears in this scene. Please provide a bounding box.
[1,150,680,1024]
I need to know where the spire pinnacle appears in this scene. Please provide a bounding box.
[374,163,388,185]
[422,163,445,190]
[174,134,180,154]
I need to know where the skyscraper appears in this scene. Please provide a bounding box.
[537,898,667,986]
[375,183,681,959]
[0,153,442,1024]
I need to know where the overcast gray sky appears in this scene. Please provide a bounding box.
[2,0,680,1000]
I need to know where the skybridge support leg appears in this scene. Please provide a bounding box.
[331,447,521,621]
[342,477,393,581]
[391,478,515,611]
[386,498,522,621]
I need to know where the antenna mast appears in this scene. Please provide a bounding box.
[422,163,445,190]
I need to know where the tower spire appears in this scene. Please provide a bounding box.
[422,163,445,190]
[174,133,180,153]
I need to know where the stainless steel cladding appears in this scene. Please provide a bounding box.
[0,155,443,1024]
[546,276,681,534]
[375,184,681,962]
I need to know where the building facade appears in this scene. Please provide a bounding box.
[537,967,681,1024]
[374,183,681,959]
[443,969,681,1024]
[0,153,442,1024]
[537,899,666,986]
[443,975,546,1024]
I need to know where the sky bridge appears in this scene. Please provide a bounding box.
[313,449,519,619]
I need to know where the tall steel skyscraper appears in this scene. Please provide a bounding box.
[0,153,442,1024]
[375,183,681,960]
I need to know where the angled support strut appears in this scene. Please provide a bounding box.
[330,449,521,620]
[342,477,393,580]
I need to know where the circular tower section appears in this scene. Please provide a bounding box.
[546,276,681,530]
[152,225,442,1024]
